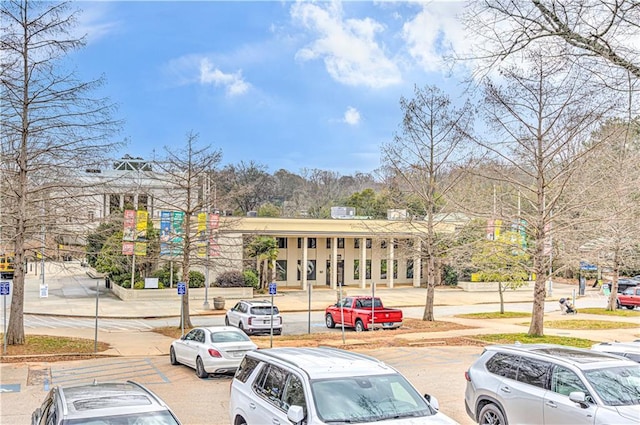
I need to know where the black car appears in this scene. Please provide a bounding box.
[605,278,640,293]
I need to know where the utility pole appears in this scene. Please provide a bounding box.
[203,174,211,309]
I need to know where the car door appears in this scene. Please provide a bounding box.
[248,363,293,424]
[544,365,597,424]
[227,302,243,327]
[506,356,549,424]
[176,329,200,367]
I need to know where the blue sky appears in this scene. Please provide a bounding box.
[73,1,471,175]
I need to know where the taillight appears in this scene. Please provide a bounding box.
[208,348,222,358]
[464,371,471,382]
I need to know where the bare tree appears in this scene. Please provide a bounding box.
[216,161,273,215]
[473,51,614,335]
[381,85,475,321]
[464,0,640,80]
[152,132,221,329]
[0,0,120,345]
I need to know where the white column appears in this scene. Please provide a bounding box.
[302,237,308,291]
[331,237,338,290]
[360,238,366,289]
[413,237,421,287]
[389,238,394,288]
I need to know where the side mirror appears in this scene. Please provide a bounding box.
[569,391,589,408]
[424,394,439,411]
[287,405,305,424]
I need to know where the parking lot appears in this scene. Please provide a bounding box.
[0,345,481,424]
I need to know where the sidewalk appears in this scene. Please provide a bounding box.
[9,261,638,357]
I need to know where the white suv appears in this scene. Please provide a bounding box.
[464,343,640,425]
[224,299,282,335]
[229,347,456,425]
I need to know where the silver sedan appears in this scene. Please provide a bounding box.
[169,326,257,378]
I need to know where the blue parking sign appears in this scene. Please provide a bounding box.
[268,282,277,295]
[177,282,186,295]
[0,281,10,296]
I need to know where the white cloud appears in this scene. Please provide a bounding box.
[199,59,250,97]
[290,1,401,88]
[343,107,361,125]
[401,2,469,73]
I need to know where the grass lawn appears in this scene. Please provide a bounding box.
[473,333,594,348]
[0,334,110,359]
[540,319,639,330]
[578,308,640,317]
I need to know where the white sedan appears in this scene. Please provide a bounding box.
[170,326,257,378]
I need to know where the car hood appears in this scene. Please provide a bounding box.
[615,405,640,422]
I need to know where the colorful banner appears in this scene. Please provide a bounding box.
[122,242,134,255]
[134,242,147,256]
[136,210,148,239]
[160,210,185,257]
[209,214,220,257]
[123,210,136,241]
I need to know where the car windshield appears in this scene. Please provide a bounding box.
[66,410,180,424]
[583,365,640,406]
[210,331,250,343]
[310,374,434,423]
[250,306,279,315]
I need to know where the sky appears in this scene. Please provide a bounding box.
[72,0,472,175]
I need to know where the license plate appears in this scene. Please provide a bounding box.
[383,322,395,327]
[232,351,246,358]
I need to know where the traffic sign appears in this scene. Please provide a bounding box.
[268,282,277,295]
[0,282,10,296]
[177,282,186,295]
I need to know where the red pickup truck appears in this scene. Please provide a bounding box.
[617,286,640,309]
[325,296,403,332]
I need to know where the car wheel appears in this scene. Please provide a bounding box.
[478,403,506,425]
[325,314,335,328]
[274,329,282,336]
[224,316,230,326]
[355,319,365,332]
[234,416,247,425]
[625,305,635,310]
[169,346,179,365]
[195,357,208,379]
[238,322,246,333]
[616,300,621,309]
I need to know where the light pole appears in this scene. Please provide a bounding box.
[203,175,211,309]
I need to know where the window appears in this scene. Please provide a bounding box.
[406,260,414,279]
[354,238,372,249]
[235,357,261,383]
[551,366,589,397]
[282,374,307,416]
[297,260,316,280]
[355,260,370,280]
[308,238,316,249]
[88,210,95,221]
[393,260,398,279]
[337,238,344,248]
[298,238,302,249]
[486,352,519,380]
[381,260,387,279]
[326,238,331,249]
[381,240,387,249]
[276,260,287,281]
[277,238,287,249]
[254,364,289,409]
[516,357,551,388]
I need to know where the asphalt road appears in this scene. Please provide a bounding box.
[0,346,481,425]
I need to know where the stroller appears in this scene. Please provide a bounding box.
[559,298,577,315]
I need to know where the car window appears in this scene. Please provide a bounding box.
[184,329,198,341]
[254,364,288,408]
[37,396,53,425]
[211,331,250,343]
[250,306,279,315]
[282,374,307,416]
[550,365,590,397]
[235,357,261,383]
[195,329,205,343]
[516,357,551,388]
[486,352,519,380]
[583,365,640,406]
[240,303,248,313]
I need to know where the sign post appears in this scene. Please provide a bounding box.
[1,281,11,355]
[177,282,186,337]
[268,282,277,348]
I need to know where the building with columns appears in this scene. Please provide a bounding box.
[216,216,467,290]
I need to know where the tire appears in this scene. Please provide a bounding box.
[625,305,635,310]
[169,347,179,365]
[234,416,247,425]
[274,329,282,336]
[195,357,208,379]
[238,322,247,334]
[224,316,230,326]
[616,300,621,309]
[325,314,336,328]
[478,403,507,425]
[355,319,366,332]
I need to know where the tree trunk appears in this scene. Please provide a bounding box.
[528,274,547,336]
[422,255,436,321]
[498,282,504,314]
